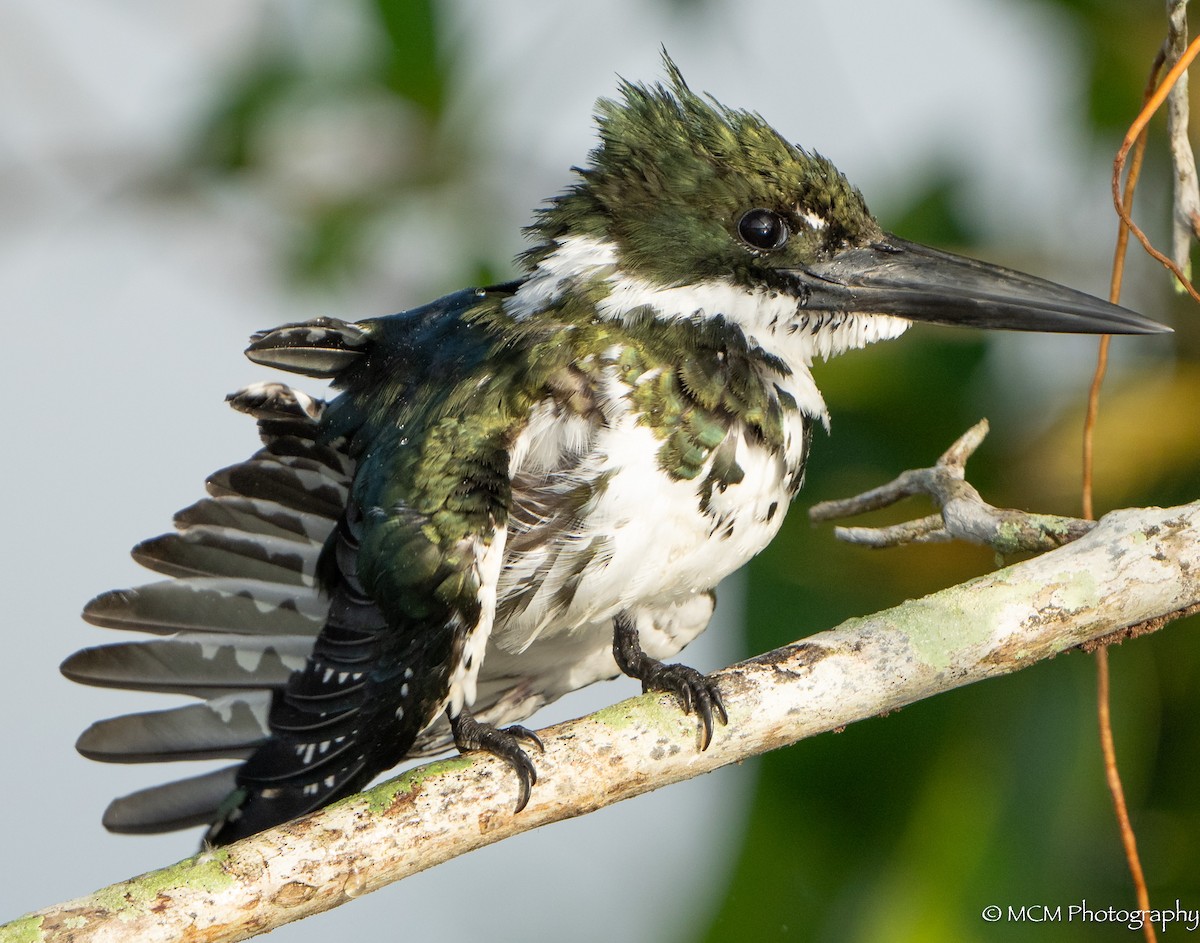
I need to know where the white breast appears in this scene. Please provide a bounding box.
[492,358,805,656]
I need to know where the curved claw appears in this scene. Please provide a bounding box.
[612,612,729,750]
[506,746,539,814]
[504,724,545,754]
[643,663,727,750]
[450,710,543,813]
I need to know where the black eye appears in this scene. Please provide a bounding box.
[737,208,789,251]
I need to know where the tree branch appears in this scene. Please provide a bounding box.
[808,419,1095,553]
[5,500,1199,943]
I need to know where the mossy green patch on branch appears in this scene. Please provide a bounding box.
[91,848,233,916]
[1049,569,1100,615]
[365,755,474,815]
[0,914,44,943]
[592,692,693,739]
[887,578,1005,672]
[0,850,235,943]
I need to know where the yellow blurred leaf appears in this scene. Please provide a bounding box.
[1021,365,1200,511]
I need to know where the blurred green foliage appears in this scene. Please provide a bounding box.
[1025,0,1167,134]
[183,0,459,286]
[175,3,1199,941]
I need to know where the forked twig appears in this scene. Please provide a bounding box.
[809,420,1094,555]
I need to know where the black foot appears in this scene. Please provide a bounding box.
[450,706,544,813]
[613,612,728,749]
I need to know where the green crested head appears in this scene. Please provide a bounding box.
[511,54,1163,358]
[522,54,881,291]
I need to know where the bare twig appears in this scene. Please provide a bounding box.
[1112,28,1200,304]
[1086,43,1161,523]
[809,419,1094,554]
[1167,0,1200,283]
[1096,644,1157,943]
[6,500,1198,943]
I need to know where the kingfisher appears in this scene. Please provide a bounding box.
[62,56,1166,846]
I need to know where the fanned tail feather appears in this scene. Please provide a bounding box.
[62,634,312,696]
[63,382,348,834]
[74,692,273,762]
[101,767,241,835]
[80,580,329,637]
[67,355,551,839]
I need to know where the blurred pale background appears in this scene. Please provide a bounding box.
[2,2,1195,942]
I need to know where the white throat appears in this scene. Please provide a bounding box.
[507,234,913,425]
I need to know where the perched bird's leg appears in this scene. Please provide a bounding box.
[449,707,544,813]
[612,612,728,749]
[809,420,1096,556]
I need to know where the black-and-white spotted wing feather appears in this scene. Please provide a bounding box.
[61,383,347,833]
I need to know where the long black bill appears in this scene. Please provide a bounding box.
[791,234,1170,334]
